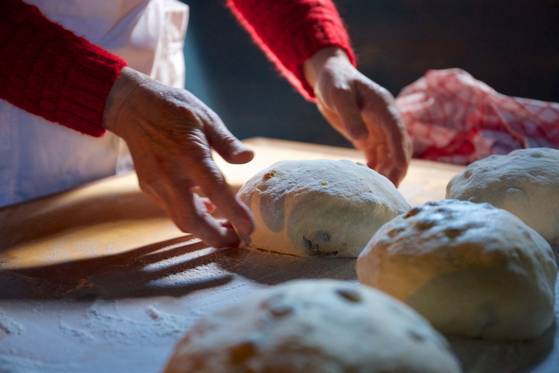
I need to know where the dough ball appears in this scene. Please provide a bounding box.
[446,148,559,245]
[164,280,460,373]
[356,200,557,341]
[238,160,410,257]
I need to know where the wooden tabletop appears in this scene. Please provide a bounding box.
[0,138,557,373]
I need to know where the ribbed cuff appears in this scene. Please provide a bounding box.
[54,42,127,137]
[0,1,127,137]
[227,0,356,102]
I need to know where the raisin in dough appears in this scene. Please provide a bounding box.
[238,160,410,257]
[357,200,557,341]
[165,280,461,373]
[446,148,559,245]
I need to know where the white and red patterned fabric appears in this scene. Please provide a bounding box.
[395,68,559,164]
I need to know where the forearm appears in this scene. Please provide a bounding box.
[227,0,356,101]
[0,0,127,136]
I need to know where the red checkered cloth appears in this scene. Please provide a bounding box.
[395,68,559,164]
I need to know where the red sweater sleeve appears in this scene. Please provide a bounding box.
[227,0,356,101]
[0,0,127,137]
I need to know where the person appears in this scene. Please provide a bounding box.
[0,0,411,247]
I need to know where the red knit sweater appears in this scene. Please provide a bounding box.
[0,0,354,137]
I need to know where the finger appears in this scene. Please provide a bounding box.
[375,143,390,173]
[360,85,409,183]
[205,115,254,164]
[389,167,405,187]
[360,84,404,157]
[383,104,409,164]
[374,146,403,186]
[381,151,406,187]
[192,154,255,239]
[317,103,350,139]
[365,151,379,170]
[138,170,238,247]
[200,197,216,214]
[361,121,401,185]
[356,119,385,171]
[170,188,240,248]
[333,87,369,140]
[364,142,391,179]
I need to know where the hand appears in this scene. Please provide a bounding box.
[304,48,411,186]
[103,67,254,248]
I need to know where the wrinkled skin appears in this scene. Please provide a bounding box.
[304,48,412,186]
[104,67,254,248]
[103,47,411,246]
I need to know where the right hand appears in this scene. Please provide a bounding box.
[304,48,411,186]
[103,67,254,248]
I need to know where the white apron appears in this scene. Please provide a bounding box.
[0,0,189,207]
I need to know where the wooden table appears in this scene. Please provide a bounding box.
[0,138,557,372]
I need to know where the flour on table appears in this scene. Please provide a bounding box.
[0,309,24,337]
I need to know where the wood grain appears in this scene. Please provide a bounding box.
[0,137,462,270]
[0,139,557,373]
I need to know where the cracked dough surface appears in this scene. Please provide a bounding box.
[446,148,559,245]
[165,280,460,373]
[238,160,410,257]
[357,199,557,341]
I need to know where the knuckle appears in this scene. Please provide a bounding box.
[183,129,207,146]
[186,145,210,163]
[204,180,227,199]
[201,105,221,124]
[334,84,352,97]
[216,133,238,149]
[197,164,227,188]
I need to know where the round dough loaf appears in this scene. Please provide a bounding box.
[165,280,461,373]
[238,160,410,257]
[356,199,557,341]
[446,148,559,245]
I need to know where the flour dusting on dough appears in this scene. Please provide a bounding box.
[238,160,410,257]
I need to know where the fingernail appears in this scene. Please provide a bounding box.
[234,233,251,249]
[231,147,254,163]
[220,228,241,248]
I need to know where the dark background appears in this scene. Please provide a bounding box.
[183,0,559,147]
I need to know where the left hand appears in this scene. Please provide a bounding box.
[304,47,411,186]
[104,67,254,248]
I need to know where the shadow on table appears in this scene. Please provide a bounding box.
[0,235,233,300]
[448,322,557,373]
[213,247,357,285]
[0,239,358,301]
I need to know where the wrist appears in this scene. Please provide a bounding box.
[303,47,351,90]
[103,67,144,135]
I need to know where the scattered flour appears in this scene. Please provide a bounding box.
[0,309,23,337]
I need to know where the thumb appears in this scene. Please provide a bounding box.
[205,117,254,164]
[331,87,368,140]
